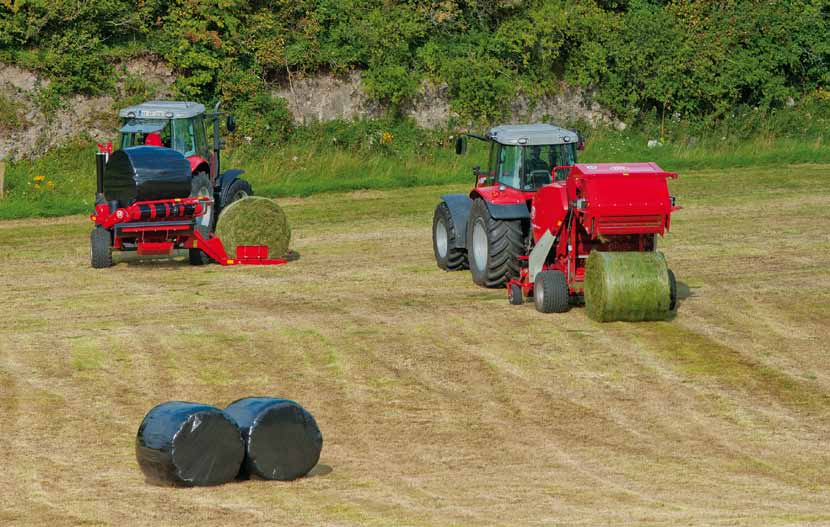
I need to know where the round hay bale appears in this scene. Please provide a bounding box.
[215,196,291,258]
[584,251,672,322]
[135,401,245,486]
[224,397,323,481]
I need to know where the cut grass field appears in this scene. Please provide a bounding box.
[1,163,829,525]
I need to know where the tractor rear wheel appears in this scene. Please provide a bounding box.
[432,202,468,271]
[533,270,569,313]
[91,227,113,269]
[189,173,214,266]
[668,268,677,311]
[467,199,523,288]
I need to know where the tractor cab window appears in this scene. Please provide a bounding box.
[119,119,171,149]
[523,145,555,190]
[553,143,577,182]
[478,142,498,186]
[497,145,522,189]
[192,115,209,159]
[171,118,197,157]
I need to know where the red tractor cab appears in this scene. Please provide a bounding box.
[433,124,584,287]
[90,101,269,268]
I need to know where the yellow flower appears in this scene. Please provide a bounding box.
[33,175,45,182]
[380,131,394,145]
[34,183,41,190]
[46,181,55,189]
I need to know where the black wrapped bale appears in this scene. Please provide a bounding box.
[225,397,323,481]
[135,401,245,487]
[104,146,192,205]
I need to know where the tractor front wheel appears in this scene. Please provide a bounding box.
[533,270,569,313]
[91,227,113,269]
[467,199,523,288]
[222,178,252,209]
[189,173,214,266]
[432,202,468,271]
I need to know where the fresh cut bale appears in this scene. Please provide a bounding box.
[225,397,323,481]
[215,196,291,258]
[135,401,245,486]
[584,251,672,322]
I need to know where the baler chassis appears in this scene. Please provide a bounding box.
[90,196,287,267]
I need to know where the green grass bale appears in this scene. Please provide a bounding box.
[215,196,291,258]
[584,251,672,322]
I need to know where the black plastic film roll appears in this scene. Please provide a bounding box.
[225,397,323,481]
[135,401,245,486]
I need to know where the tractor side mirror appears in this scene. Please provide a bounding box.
[472,165,481,176]
[226,115,237,133]
[572,129,585,151]
[455,136,467,155]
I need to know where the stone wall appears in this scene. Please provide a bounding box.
[1,63,621,160]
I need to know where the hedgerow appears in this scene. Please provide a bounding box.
[0,0,827,130]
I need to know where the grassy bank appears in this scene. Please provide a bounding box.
[1,123,827,220]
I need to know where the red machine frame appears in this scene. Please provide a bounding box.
[91,195,287,265]
[507,163,680,299]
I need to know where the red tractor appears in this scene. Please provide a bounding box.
[433,124,679,315]
[90,101,285,268]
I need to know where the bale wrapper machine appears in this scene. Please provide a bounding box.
[89,101,286,268]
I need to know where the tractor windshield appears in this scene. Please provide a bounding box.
[120,118,171,149]
[496,143,578,191]
[119,117,207,159]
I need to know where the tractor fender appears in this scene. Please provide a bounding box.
[440,194,473,249]
[217,169,247,206]
[483,202,530,220]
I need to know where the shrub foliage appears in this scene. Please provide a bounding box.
[0,0,827,128]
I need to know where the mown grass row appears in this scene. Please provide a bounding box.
[1,125,827,220]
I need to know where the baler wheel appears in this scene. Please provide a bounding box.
[668,268,678,311]
[508,284,523,305]
[533,270,569,313]
[90,227,113,269]
[432,202,468,271]
[189,173,214,266]
[467,199,523,288]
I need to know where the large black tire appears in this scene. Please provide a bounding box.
[466,199,523,288]
[189,173,214,266]
[432,202,468,271]
[222,178,252,209]
[90,227,113,269]
[533,270,569,313]
[668,268,677,311]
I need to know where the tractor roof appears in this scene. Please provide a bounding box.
[118,101,206,120]
[487,124,579,146]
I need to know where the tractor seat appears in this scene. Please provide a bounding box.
[528,170,552,189]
